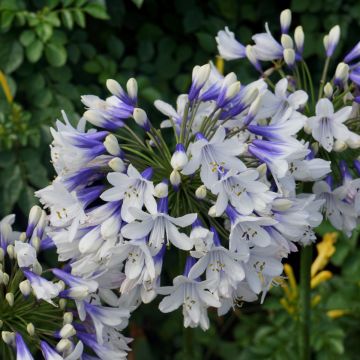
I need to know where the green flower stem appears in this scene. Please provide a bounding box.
[318,56,331,100]
[299,244,312,360]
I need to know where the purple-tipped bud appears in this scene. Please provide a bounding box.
[191,218,203,229]
[171,143,188,170]
[188,64,211,102]
[195,132,206,141]
[183,256,197,277]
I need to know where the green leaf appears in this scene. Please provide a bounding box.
[26,39,44,63]
[1,10,15,29]
[2,165,23,213]
[32,88,53,108]
[45,42,67,67]
[107,36,125,59]
[0,34,24,73]
[19,30,36,47]
[132,0,144,8]
[73,9,86,27]
[61,10,74,29]
[196,32,216,53]
[18,185,37,215]
[84,3,109,20]
[35,23,53,42]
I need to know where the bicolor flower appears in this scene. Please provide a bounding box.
[216,27,246,60]
[101,165,156,223]
[306,98,352,152]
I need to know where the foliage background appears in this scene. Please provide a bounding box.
[0,0,359,359]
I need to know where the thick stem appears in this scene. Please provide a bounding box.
[299,245,312,360]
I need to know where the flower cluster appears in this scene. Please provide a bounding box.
[6,8,360,359]
[0,207,131,359]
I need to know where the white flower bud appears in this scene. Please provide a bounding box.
[2,273,9,286]
[60,324,76,339]
[272,199,293,211]
[28,205,42,228]
[2,331,15,345]
[335,62,349,83]
[192,64,211,87]
[153,182,168,198]
[19,232,27,242]
[257,163,267,177]
[56,339,72,353]
[334,140,347,152]
[280,9,292,33]
[169,170,181,186]
[27,323,35,336]
[242,88,259,106]
[106,79,123,97]
[311,142,319,155]
[5,293,14,306]
[56,280,66,292]
[32,261,42,275]
[126,78,138,100]
[19,280,31,296]
[7,245,15,259]
[327,25,340,56]
[346,135,360,149]
[59,299,67,310]
[294,26,304,52]
[324,82,333,98]
[195,185,207,199]
[225,81,241,101]
[245,45,258,67]
[248,95,262,117]
[303,123,312,134]
[32,236,41,252]
[108,158,125,172]
[0,248,4,262]
[104,134,121,156]
[281,34,294,49]
[63,312,73,325]
[66,286,90,300]
[208,205,217,217]
[170,144,188,170]
[133,108,149,130]
[283,48,295,66]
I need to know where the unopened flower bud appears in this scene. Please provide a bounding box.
[195,185,207,199]
[334,62,349,84]
[32,236,41,252]
[272,198,293,211]
[170,169,181,187]
[27,323,35,336]
[59,299,67,310]
[284,48,295,67]
[257,163,267,177]
[63,312,73,325]
[7,245,15,259]
[242,88,259,106]
[334,140,347,152]
[19,232,27,242]
[126,78,138,101]
[2,272,9,286]
[189,64,211,101]
[108,157,125,172]
[311,142,319,155]
[280,9,292,34]
[324,82,333,98]
[106,79,123,97]
[26,205,42,238]
[19,280,31,296]
[60,324,76,339]
[56,280,66,292]
[225,81,241,102]
[303,123,312,134]
[56,339,72,353]
[281,34,293,49]
[294,26,304,54]
[171,144,188,170]
[5,293,14,306]
[153,181,168,198]
[133,108,150,131]
[33,261,42,275]
[2,331,15,345]
[208,205,217,217]
[104,134,121,156]
[0,248,4,262]
[325,25,340,57]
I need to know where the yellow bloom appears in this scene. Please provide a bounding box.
[311,232,337,277]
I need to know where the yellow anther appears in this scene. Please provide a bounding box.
[311,232,337,277]
[283,264,298,297]
[215,56,224,75]
[311,270,333,289]
[327,309,349,319]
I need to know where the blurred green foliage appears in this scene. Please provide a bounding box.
[0,1,360,358]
